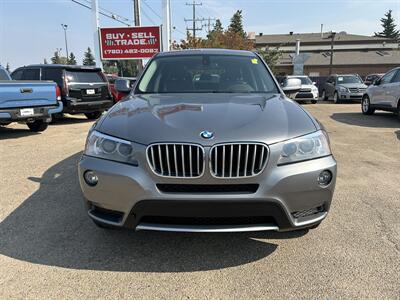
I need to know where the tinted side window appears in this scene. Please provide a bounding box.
[380,70,396,85]
[22,68,40,80]
[11,69,23,80]
[390,70,400,83]
[42,68,63,86]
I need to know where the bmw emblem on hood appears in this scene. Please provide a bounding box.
[200,130,214,139]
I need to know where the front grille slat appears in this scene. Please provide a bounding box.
[210,143,268,178]
[148,143,204,178]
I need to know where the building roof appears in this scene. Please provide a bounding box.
[278,50,400,66]
[255,32,394,45]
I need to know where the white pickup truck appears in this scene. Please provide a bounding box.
[0,66,63,132]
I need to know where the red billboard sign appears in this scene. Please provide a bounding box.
[99,26,161,60]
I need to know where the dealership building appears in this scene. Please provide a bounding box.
[253,31,399,76]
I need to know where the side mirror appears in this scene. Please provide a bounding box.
[115,79,132,93]
[373,79,380,86]
[282,78,301,96]
[312,81,317,85]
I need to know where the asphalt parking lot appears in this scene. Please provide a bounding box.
[0,103,399,299]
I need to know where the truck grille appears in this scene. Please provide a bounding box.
[147,143,204,178]
[210,143,268,178]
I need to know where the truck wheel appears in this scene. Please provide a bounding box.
[27,120,48,132]
[84,111,103,120]
[361,96,375,115]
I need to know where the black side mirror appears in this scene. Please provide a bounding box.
[115,79,132,93]
[373,79,380,86]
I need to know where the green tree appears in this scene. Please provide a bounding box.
[228,10,246,38]
[375,10,399,40]
[5,63,10,72]
[50,51,67,64]
[51,51,61,64]
[43,58,48,64]
[68,52,77,65]
[257,48,283,74]
[83,47,96,66]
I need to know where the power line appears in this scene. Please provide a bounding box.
[70,0,132,26]
[142,0,162,20]
[81,0,131,23]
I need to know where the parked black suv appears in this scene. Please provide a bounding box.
[11,65,113,119]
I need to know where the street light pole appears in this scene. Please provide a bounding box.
[61,24,69,60]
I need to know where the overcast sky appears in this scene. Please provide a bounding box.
[0,0,399,70]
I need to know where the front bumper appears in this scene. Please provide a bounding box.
[78,144,337,232]
[338,92,364,101]
[0,101,63,123]
[294,91,319,101]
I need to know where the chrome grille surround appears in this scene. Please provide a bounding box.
[209,143,269,178]
[147,143,205,178]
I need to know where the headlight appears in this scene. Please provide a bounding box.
[84,130,138,166]
[277,130,331,165]
[338,86,348,93]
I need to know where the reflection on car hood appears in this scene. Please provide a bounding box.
[98,93,317,145]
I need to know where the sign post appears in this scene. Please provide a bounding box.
[99,26,162,60]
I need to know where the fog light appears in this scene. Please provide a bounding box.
[317,170,332,186]
[84,170,98,186]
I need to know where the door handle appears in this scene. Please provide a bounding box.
[20,88,33,93]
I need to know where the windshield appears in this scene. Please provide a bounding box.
[337,75,362,84]
[293,77,312,85]
[65,71,105,83]
[136,54,278,94]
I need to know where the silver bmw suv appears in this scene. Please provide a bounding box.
[78,49,337,233]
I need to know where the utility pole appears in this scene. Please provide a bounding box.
[61,24,69,60]
[205,17,216,34]
[328,31,336,75]
[91,0,103,69]
[133,0,143,72]
[185,1,203,39]
[162,0,171,51]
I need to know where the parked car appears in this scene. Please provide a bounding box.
[361,67,400,119]
[321,74,367,103]
[78,49,337,233]
[106,75,136,102]
[364,73,384,86]
[11,65,113,119]
[0,66,63,132]
[281,75,318,104]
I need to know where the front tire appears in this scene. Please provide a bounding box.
[321,90,327,101]
[361,96,375,115]
[27,120,48,132]
[333,92,340,104]
[84,111,103,120]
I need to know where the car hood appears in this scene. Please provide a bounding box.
[338,83,367,89]
[98,93,317,146]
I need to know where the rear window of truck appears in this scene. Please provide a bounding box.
[65,71,104,83]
